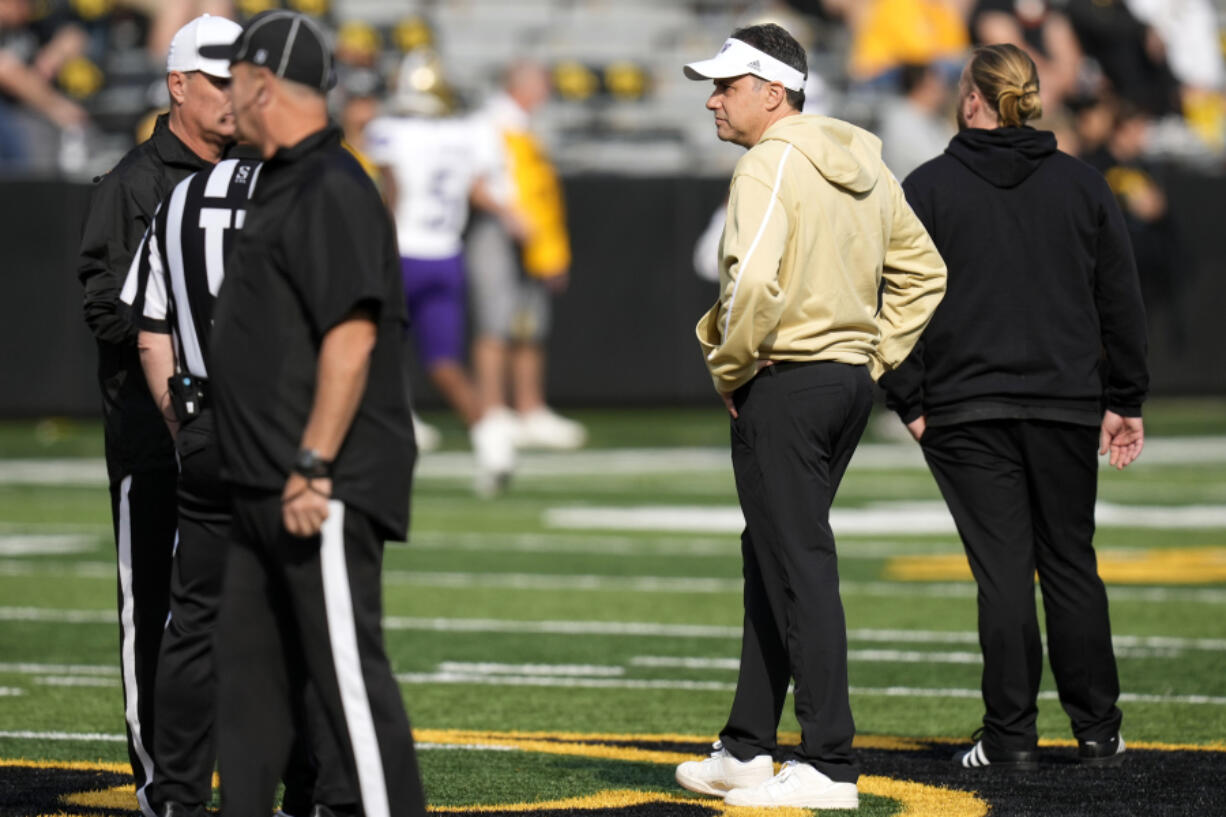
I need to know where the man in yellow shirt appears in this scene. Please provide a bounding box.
[466,61,586,455]
[848,0,969,84]
[673,23,946,810]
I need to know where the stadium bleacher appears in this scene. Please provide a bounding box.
[4,0,1226,179]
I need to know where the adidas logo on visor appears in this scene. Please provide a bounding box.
[747,59,761,70]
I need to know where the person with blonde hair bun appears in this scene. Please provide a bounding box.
[959,42,1043,128]
[882,42,1149,770]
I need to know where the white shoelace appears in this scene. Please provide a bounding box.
[774,760,801,784]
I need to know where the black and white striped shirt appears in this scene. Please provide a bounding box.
[120,157,262,379]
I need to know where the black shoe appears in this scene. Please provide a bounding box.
[953,729,1038,770]
[1079,733,1126,766]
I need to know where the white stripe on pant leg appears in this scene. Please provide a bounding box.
[320,501,390,817]
[117,475,157,817]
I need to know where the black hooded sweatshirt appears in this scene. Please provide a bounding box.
[880,127,1149,427]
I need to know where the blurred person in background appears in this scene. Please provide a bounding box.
[467,59,587,452]
[846,0,969,89]
[76,14,241,814]
[1069,92,1116,156]
[1123,0,1225,152]
[883,43,1147,769]
[120,0,235,62]
[334,66,383,181]
[1063,0,1180,116]
[879,61,956,178]
[1083,101,1189,348]
[969,0,1082,110]
[366,50,521,496]
[0,0,89,169]
[1124,0,1223,95]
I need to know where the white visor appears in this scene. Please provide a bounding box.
[684,38,806,92]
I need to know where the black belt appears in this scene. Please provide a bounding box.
[756,360,830,376]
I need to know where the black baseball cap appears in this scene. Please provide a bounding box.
[199,10,336,92]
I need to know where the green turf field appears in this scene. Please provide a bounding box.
[1,401,1225,815]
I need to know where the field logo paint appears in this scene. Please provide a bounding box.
[1,733,985,817]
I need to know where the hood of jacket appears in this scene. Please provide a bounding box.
[759,114,882,194]
[946,126,1057,189]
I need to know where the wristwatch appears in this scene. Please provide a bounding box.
[292,448,332,479]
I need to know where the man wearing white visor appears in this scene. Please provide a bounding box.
[674,24,947,809]
[77,13,242,817]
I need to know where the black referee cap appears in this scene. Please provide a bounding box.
[199,10,336,92]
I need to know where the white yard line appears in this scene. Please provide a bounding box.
[0,661,119,675]
[4,608,1226,650]
[0,729,123,741]
[34,676,119,687]
[0,535,95,555]
[437,662,625,677]
[414,742,517,752]
[382,570,743,594]
[0,730,515,749]
[0,607,113,623]
[5,562,1226,604]
[6,436,1226,486]
[544,501,1226,535]
[0,561,113,579]
[389,672,1226,706]
[384,616,740,638]
[398,531,962,559]
[395,671,735,691]
[632,650,987,668]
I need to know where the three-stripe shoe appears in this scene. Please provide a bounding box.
[1079,733,1126,766]
[723,760,859,810]
[954,731,1039,770]
[675,741,773,797]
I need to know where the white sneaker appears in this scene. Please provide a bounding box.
[723,760,859,809]
[471,407,516,497]
[514,407,587,450]
[675,741,774,798]
[412,412,441,453]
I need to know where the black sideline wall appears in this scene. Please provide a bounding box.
[1,172,1222,417]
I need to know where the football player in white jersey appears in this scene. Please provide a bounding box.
[365,51,521,496]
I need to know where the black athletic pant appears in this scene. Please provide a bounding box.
[150,410,352,813]
[920,419,1123,753]
[216,490,426,817]
[719,361,872,784]
[109,466,178,817]
[149,410,229,810]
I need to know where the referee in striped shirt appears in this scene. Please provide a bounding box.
[121,157,349,817]
[120,156,258,817]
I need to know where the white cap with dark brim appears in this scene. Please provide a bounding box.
[683,38,806,92]
[167,14,243,78]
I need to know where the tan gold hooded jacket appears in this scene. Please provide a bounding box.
[697,114,947,393]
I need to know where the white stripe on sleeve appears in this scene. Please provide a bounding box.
[118,232,147,308]
[142,230,168,322]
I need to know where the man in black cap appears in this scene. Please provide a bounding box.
[76,14,241,815]
[200,11,426,817]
